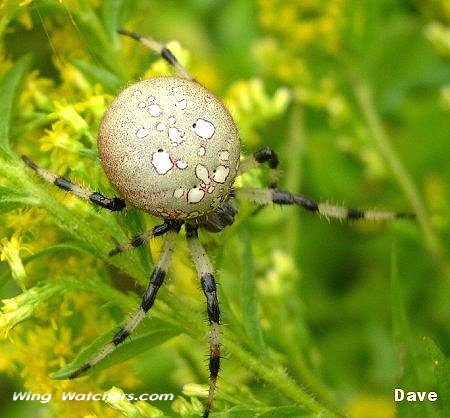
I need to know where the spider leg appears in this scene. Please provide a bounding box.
[109,219,181,256]
[118,29,192,80]
[235,187,415,221]
[68,224,180,379]
[185,225,221,418]
[239,146,279,188]
[22,155,125,211]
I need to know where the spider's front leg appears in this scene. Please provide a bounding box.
[239,146,279,188]
[67,223,181,379]
[118,29,192,80]
[109,219,181,256]
[21,155,125,211]
[235,187,415,221]
[185,225,221,418]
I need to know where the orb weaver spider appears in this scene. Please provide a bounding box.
[22,30,413,417]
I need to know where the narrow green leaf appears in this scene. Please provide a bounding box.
[0,54,32,157]
[214,405,312,417]
[101,0,126,41]
[71,58,124,93]
[23,242,94,263]
[391,243,412,348]
[0,186,39,213]
[257,405,313,417]
[391,245,441,417]
[422,337,450,414]
[240,229,266,353]
[51,317,180,379]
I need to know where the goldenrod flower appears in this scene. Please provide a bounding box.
[225,78,290,145]
[105,386,165,417]
[0,284,61,337]
[0,233,32,291]
[49,102,89,135]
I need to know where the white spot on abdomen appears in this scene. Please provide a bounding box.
[132,90,142,98]
[176,99,187,110]
[148,103,162,117]
[168,116,176,125]
[136,127,149,139]
[156,122,166,131]
[193,118,215,139]
[198,146,206,156]
[176,160,188,169]
[168,127,185,145]
[213,165,230,183]
[173,188,184,198]
[195,164,210,184]
[187,188,205,203]
[151,151,173,174]
[219,150,229,161]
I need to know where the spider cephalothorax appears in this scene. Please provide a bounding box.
[22,29,413,418]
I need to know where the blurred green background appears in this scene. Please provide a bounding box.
[0,1,449,417]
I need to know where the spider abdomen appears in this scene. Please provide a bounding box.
[98,76,240,219]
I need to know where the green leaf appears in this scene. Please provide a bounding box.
[240,229,266,353]
[256,405,313,417]
[71,59,124,93]
[391,246,445,417]
[422,337,450,414]
[213,405,312,417]
[51,317,181,379]
[0,186,39,213]
[101,0,128,41]
[0,55,32,157]
[391,243,413,350]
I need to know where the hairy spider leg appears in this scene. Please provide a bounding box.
[239,146,280,188]
[21,155,126,211]
[235,187,415,221]
[68,227,180,379]
[118,29,192,80]
[109,219,181,256]
[186,225,221,418]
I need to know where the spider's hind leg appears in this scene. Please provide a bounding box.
[185,225,221,418]
[118,29,192,80]
[22,155,125,211]
[235,187,415,221]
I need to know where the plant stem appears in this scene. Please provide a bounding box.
[353,80,450,280]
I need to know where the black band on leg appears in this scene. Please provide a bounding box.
[89,193,126,211]
[54,177,74,192]
[21,155,38,170]
[117,29,141,41]
[201,273,220,324]
[185,224,198,239]
[68,363,91,379]
[113,328,130,345]
[161,47,178,66]
[272,190,319,213]
[347,208,365,219]
[254,146,279,169]
[141,268,166,313]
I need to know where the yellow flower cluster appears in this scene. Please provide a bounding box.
[257,0,345,56]
[225,78,291,146]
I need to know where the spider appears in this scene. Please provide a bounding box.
[22,30,413,417]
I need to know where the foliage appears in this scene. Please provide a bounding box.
[0,1,449,417]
